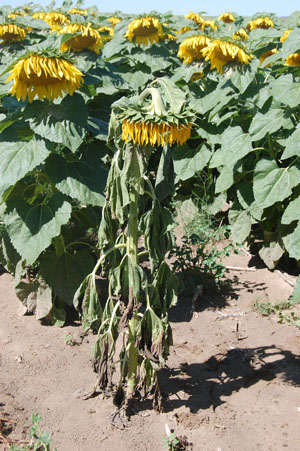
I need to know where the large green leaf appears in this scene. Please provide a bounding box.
[249,108,291,141]
[228,206,252,243]
[259,241,285,270]
[153,78,187,114]
[155,144,175,201]
[4,193,72,264]
[229,59,259,93]
[281,125,300,160]
[282,221,300,260]
[121,71,153,91]
[40,248,95,305]
[24,93,88,152]
[0,138,50,195]
[270,75,300,108]
[192,84,235,115]
[215,166,234,193]
[210,127,252,169]
[172,144,211,181]
[281,197,300,224]
[289,275,300,304]
[253,159,299,208]
[45,152,108,207]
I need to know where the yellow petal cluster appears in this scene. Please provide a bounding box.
[0,24,26,42]
[68,8,87,15]
[202,39,252,74]
[99,26,114,41]
[8,12,27,18]
[233,28,249,41]
[218,12,235,23]
[259,48,277,66]
[177,26,193,35]
[201,20,217,31]
[285,53,300,67]
[280,29,292,43]
[32,12,47,20]
[125,17,163,46]
[178,35,211,64]
[122,119,192,147]
[185,11,205,27]
[107,17,121,27]
[5,54,83,103]
[43,12,69,31]
[246,17,274,31]
[58,23,103,54]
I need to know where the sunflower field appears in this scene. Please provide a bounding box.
[1,1,300,409]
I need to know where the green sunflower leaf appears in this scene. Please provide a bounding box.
[210,126,252,169]
[24,93,88,152]
[0,138,51,196]
[172,144,211,181]
[4,193,72,265]
[45,152,107,207]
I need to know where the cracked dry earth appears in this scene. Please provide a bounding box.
[1,249,300,451]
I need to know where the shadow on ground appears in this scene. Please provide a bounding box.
[155,345,300,413]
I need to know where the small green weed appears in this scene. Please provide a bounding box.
[64,332,75,346]
[163,432,180,451]
[9,414,55,451]
[253,299,300,328]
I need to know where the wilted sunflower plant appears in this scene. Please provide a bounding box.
[74,78,193,417]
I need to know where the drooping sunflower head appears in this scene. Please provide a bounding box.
[280,29,292,43]
[246,17,274,31]
[99,26,114,41]
[58,23,103,54]
[201,20,217,31]
[202,39,253,74]
[285,53,300,67]
[5,53,84,103]
[233,28,249,41]
[125,16,164,46]
[8,11,27,19]
[117,85,193,148]
[43,11,69,31]
[68,8,87,15]
[185,12,205,27]
[0,24,27,43]
[107,16,121,27]
[218,12,235,23]
[259,48,278,65]
[32,12,47,21]
[178,35,211,64]
[177,26,193,35]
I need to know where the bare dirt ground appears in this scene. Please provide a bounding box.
[1,249,300,451]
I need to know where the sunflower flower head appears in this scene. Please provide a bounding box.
[125,16,164,46]
[178,35,211,64]
[185,12,205,27]
[99,26,114,41]
[0,24,26,43]
[202,39,252,74]
[177,26,193,35]
[107,16,121,27]
[8,11,27,19]
[68,8,87,15]
[5,53,84,103]
[259,48,278,66]
[233,28,249,41]
[280,29,292,43]
[32,12,47,21]
[218,12,235,23]
[246,17,274,31]
[58,23,103,54]
[201,20,217,31]
[285,53,300,67]
[44,12,69,31]
[120,87,193,148]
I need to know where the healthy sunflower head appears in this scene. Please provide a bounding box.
[125,16,164,46]
[43,12,69,31]
[285,53,300,67]
[0,24,26,43]
[68,8,87,15]
[98,26,114,41]
[246,17,274,31]
[5,54,84,103]
[178,35,211,64]
[185,11,205,27]
[233,28,249,41]
[259,48,277,65]
[218,12,235,23]
[280,29,292,43]
[202,39,252,74]
[58,23,103,54]
[107,16,121,27]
